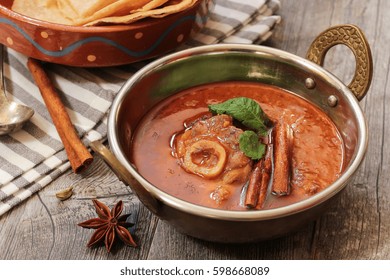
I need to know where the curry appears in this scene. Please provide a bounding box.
[130,81,344,210]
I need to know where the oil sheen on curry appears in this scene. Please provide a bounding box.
[130,82,344,210]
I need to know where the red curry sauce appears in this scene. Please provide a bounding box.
[130,82,344,210]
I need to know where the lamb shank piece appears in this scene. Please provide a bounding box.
[173,114,253,185]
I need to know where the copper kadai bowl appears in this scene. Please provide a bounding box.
[91,24,373,243]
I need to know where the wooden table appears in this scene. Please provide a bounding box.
[1,0,388,260]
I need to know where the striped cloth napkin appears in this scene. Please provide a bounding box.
[0,0,281,216]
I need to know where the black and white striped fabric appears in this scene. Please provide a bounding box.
[0,0,281,216]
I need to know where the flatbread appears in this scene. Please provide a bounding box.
[12,0,73,25]
[11,0,198,26]
[72,0,153,25]
[85,0,197,26]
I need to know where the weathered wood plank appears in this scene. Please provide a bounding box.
[0,157,159,259]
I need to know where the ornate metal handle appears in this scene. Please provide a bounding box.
[306,24,373,101]
[90,140,160,215]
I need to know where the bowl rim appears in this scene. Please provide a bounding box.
[108,43,368,222]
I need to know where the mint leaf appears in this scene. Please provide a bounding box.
[209,97,271,160]
[208,97,270,134]
[239,131,266,160]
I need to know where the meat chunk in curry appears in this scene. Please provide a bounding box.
[173,114,253,202]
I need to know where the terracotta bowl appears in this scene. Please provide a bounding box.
[0,0,212,67]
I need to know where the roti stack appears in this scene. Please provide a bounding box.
[12,0,198,26]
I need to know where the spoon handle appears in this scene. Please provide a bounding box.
[0,45,9,104]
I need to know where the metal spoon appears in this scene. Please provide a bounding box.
[0,45,34,135]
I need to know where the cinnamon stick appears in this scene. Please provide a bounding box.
[244,144,272,209]
[27,58,93,173]
[244,160,263,208]
[271,122,293,196]
[256,144,272,209]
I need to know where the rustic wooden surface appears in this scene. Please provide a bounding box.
[1,0,388,260]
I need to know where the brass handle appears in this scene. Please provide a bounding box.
[306,24,373,101]
[90,140,160,215]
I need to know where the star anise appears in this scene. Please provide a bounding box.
[78,199,137,252]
